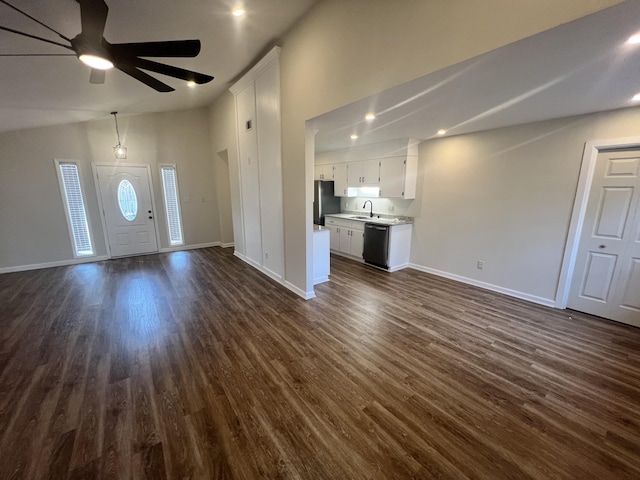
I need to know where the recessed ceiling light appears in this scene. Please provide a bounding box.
[628,34,640,44]
[350,134,358,140]
[437,129,447,135]
[365,113,375,121]
[232,7,245,17]
[187,81,197,88]
[632,93,640,102]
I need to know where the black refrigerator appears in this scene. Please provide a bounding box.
[313,180,341,225]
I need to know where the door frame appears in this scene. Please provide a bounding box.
[556,136,640,308]
[92,162,162,259]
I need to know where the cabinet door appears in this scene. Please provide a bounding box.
[361,160,380,185]
[339,227,351,254]
[328,225,340,250]
[314,164,333,180]
[323,164,334,180]
[347,162,361,185]
[379,157,405,197]
[333,163,348,196]
[349,229,364,259]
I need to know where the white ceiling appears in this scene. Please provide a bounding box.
[0,0,317,132]
[311,0,640,153]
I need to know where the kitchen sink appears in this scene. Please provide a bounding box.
[350,216,371,220]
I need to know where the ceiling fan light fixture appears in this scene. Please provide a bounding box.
[187,80,197,88]
[79,53,114,70]
[232,7,245,17]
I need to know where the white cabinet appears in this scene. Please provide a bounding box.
[314,164,333,181]
[313,227,330,284]
[325,217,364,260]
[333,163,348,197]
[230,47,285,280]
[347,159,379,186]
[379,156,418,199]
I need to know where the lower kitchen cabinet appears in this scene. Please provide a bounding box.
[326,218,364,260]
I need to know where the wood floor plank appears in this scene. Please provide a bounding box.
[1,248,640,478]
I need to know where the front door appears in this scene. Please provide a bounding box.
[567,148,640,327]
[95,164,158,257]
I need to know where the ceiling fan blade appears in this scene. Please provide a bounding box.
[0,24,72,50]
[133,57,214,84]
[109,40,201,58]
[116,63,175,92]
[89,68,105,84]
[77,0,108,44]
[0,53,75,56]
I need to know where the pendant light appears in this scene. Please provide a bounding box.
[111,111,127,159]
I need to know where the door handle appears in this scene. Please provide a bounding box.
[598,244,606,249]
[149,216,153,219]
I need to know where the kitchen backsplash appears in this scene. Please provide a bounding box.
[341,197,417,217]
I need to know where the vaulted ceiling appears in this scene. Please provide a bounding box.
[0,0,318,132]
[311,1,640,152]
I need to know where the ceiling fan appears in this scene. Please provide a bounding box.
[0,0,214,92]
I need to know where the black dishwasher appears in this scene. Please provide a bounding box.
[363,223,390,269]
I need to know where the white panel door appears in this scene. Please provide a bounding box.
[96,165,158,257]
[236,84,263,267]
[568,149,640,326]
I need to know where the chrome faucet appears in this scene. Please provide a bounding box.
[363,200,373,217]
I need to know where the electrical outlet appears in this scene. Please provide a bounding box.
[477,260,484,270]
[387,205,395,213]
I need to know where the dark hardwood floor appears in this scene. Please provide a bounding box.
[1,247,640,479]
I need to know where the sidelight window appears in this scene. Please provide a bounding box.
[160,165,184,246]
[55,160,94,257]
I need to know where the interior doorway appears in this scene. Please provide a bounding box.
[560,140,640,328]
[94,164,159,258]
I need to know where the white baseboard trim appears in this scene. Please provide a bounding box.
[314,276,329,285]
[220,242,235,248]
[159,242,220,253]
[286,280,316,299]
[231,252,313,300]
[388,263,409,272]
[0,255,110,274]
[408,263,557,308]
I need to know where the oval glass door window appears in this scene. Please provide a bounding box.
[117,179,138,221]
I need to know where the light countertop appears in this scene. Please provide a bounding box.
[324,213,412,226]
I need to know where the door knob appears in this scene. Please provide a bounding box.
[149,216,153,219]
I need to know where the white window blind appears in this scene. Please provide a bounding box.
[160,165,184,246]
[57,162,94,257]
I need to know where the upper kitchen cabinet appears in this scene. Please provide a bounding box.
[316,138,419,198]
[347,159,379,187]
[314,164,334,181]
[333,163,348,196]
[379,156,418,199]
[230,47,285,281]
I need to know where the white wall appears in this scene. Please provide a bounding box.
[205,0,625,295]
[412,106,640,304]
[277,0,624,294]
[0,107,222,270]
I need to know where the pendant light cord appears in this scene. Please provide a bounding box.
[111,111,122,145]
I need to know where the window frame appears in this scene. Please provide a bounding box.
[159,164,185,246]
[54,159,96,258]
